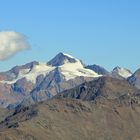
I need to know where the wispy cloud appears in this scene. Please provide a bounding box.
[0,31,30,60]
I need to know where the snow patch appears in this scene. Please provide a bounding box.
[62,53,75,59]
[60,60,101,80]
[0,63,55,84]
[113,67,132,78]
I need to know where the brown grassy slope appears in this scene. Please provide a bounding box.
[0,98,140,140]
[0,77,140,140]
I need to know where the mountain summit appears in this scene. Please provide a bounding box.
[47,52,78,66]
[111,66,132,79]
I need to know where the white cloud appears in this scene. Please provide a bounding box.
[0,31,30,60]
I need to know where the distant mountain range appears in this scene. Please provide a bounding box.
[0,52,139,108]
[0,53,140,140]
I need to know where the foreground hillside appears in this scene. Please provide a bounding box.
[0,77,140,140]
[0,99,140,140]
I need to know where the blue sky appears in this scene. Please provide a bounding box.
[0,0,140,72]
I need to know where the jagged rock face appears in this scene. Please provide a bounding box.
[12,78,35,95]
[111,66,132,79]
[55,77,139,101]
[30,75,94,103]
[0,83,22,107]
[128,69,140,89]
[85,64,110,75]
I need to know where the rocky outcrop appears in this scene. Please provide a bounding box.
[128,68,140,89]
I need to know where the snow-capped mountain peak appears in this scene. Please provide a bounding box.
[47,52,79,66]
[61,53,75,59]
[0,53,100,85]
[0,62,55,84]
[112,66,132,79]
